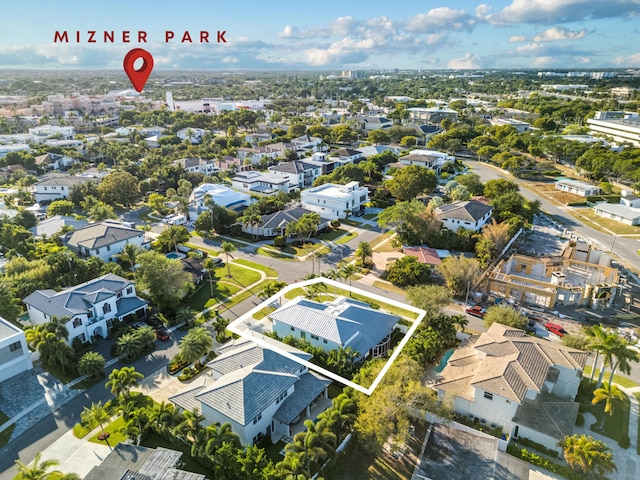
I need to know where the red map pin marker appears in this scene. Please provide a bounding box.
[123,48,154,92]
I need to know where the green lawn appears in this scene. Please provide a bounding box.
[335,231,358,244]
[73,422,93,439]
[231,259,278,277]
[363,213,378,220]
[185,243,220,256]
[583,366,638,388]
[214,263,262,286]
[257,247,296,261]
[317,229,347,241]
[88,416,128,446]
[372,281,406,295]
[253,306,276,320]
[341,219,362,227]
[589,395,630,444]
[0,409,14,448]
[184,281,241,311]
[258,244,330,258]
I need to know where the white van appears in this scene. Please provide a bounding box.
[167,214,187,226]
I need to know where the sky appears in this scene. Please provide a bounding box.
[1,0,639,70]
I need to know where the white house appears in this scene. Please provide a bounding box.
[230,170,290,195]
[399,149,454,171]
[172,158,220,176]
[237,146,283,165]
[555,179,601,197]
[33,173,96,203]
[594,193,640,225]
[355,116,393,131]
[61,220,150,262]
[488,117,531,133]
[587,116,640,147]
[0,316,33,383]
[436,199,493,232]
[34,152,76,171]
[290,134,323,152]
[268,161,322,190]
[170,339,330,445]
[0,143,30,158]
[301,181,369,219]
[177,128,206,144]
[28,125,75,140]
[270,296,398,360]
[435,323,587,454]
[189,183,251,213]
[242,206,331,238]
[23,273,148,344]
[332,148,363,164]
[406,107,458,125]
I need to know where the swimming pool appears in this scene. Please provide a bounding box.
[434,348,455,373]
[166,252,179,259]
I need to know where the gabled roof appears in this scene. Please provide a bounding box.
[23,273,135,318]
[513,393,580,440]
[269,160,317,175]
[62,221,143,249]
[403,246,442,265]
[259,207,330,230]
[30,215,88,238]
[436,200,493,222]
[36,173,92,187]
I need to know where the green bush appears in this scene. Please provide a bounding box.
[516,436,559,458]
[542,169,562,176]
[507,446,580,480]
[618,434,630,449]
[566,201,587,207]
[274,235,286,248]
[331,219,341,228]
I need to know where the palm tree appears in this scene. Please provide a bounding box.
[221,241,236,278]
[175,307,196,328]
[150,401,181,433]
[77,351,106,380]
[175,408,205,442]
[606,338,639,386]
[258,281,287,301]
[166,225,187,253]
[558,434,617,476]
[305,282,326,300]
[355,241,373,267]
[13,452,64,480]
[317,393,356,444]
[286,419,336,477]
[452,314,468,332]
[80,401,111,438]
[585,325,609,383]
[105,366,144,399]
[203,257,219,298]
[238,203,263,240]
[213,317,230,341]
[135,326,156,349]
[340,264,357,290]
[46,316,70,341]
[115,243,142,270]
[116,332,143,360]
[592,382,627,430]
[179,327,213,368]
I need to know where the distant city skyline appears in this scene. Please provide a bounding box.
[1,0,639,70]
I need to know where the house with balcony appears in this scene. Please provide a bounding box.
[61,220,150,262]
[170,338,330,445]
[23,273,148,344]
[268,161,321,190]
[230,170,291,195]
[301,181,369,219]
[399,149,453,172]
[0,316,33,383]
[434,322,587,454]
[270,296,399,360]
[172,157,220,176]
[33,173,96,203]
[177,127,206,144]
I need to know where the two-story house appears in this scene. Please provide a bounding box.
[230,170,291,195]
[0,316,33,383]
[399,149,453,173]
[436,199,493,232]
[268,161,322,191]
[435,323,588,454]
[270,296,399,360]
[23,273,148,344]
[170,338,330,445]
[61,220,150,262]
[172,157,220,176]
[300,181,369,220]
[33,173,96,203]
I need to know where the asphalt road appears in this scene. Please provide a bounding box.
[465,160,640,274]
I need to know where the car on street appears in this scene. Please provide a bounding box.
[465,305,486,318]
[155,325,170,341]
[545,322,567,337]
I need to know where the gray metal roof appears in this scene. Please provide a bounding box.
[207,341,307,377]
[36,173,93,187]
[63,221,143,249]
[513,393,580,440]
[273,372,330,424]
[30,215,88,238]
[437,200,493,222]
[0,316,22,341]
[260,207,330,230]
[23,273,135,318]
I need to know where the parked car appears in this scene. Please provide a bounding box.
[155,325,170,341]
[545,322,567,337]
[144,316,163,329]
[465,305,486,318]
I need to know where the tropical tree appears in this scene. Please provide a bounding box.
[80,401,110,437]
[592,382,627,429]
[175,408,205,441]
[258,281,287,301]
[116,332,144,360]
[150,401,182,433]
[46,316,70,341]
[77,351,106,380]
[558,434,616,476]
[13,452,64,480]
[606,337,639,386]
[438,255,481,298]
[355,241,373,267]
[115,243,142,271]
[340,264,357,289]
[317,393,356,444]
[203,257,219,298]
[159,225,190,254]
[179,327,213,368]
[213,317,230,341]
[105,366,144,398]
[483,305,527,330]
[221,241,236,278]
[135,325,157,350]
[175,307,196,328]
[285,419,336,477]
[238,203,263,240]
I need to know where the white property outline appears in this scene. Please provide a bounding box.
[227,277,426,395]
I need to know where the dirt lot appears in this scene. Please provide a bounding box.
[529,181,585,204]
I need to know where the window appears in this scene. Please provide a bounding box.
[106,245,111,251]
[483,391,493,400]
[323,339,328,344]
[290,326,295,331]
[126,287,133,295]
[9,341,22,352]
[102,303,112,315]
[310,334,319,340]
[72,318,82,328]
[252,413,262,425]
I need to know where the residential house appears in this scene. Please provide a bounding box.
[182,257,207,284]
[487,242,619,310]
[332,148,363,164]
[435,322,587,454]
[402,246,442,267]
[238,145,284,165]
[355,116,393,131]
[32,173,96,203]
[23,273,148,344]
[0,144,30,158]
[270,296,398,360]
[357,145,402,159]
[231,170,291,195]
[61,220,150,262]
[138,126,166,138]
[242,206,331,238]
[170,338,330,445]
[0,164,27,180]
[189,183,252,213]
[34,152,76,171]
[399,149,454,172]
[173,157,220,175]
[406,107,459,125]
[436,200,493,232]
[268,161,322,190]
[30,215,88,239]
[28,125,75,140]
[305,153,339,175]
[290,134,323,152]
[555,179,601,197]
[84,444,205,480]
[177,127,206,144]
[593,192,640,225]
[488,117,531,133]
[301,181,369,220]
[244,133,273,145]
[0,315,33,383]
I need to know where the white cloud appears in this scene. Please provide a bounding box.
[509,35,527,42]
[487,0,640,25]
[532,26,587,42]
[613,52,640,66]
[447,53,481,69]
[532,56,556,67]
[278,25,300,39]
[575,56,591,63]
[406,7,476,33]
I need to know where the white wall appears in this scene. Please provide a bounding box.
[0,319,33,382]
[467,388,520,432]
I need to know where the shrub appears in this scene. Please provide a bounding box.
[331,219,341,228]
[618,434,630,449]
[274,235,286,248]
[517,436,559,458]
